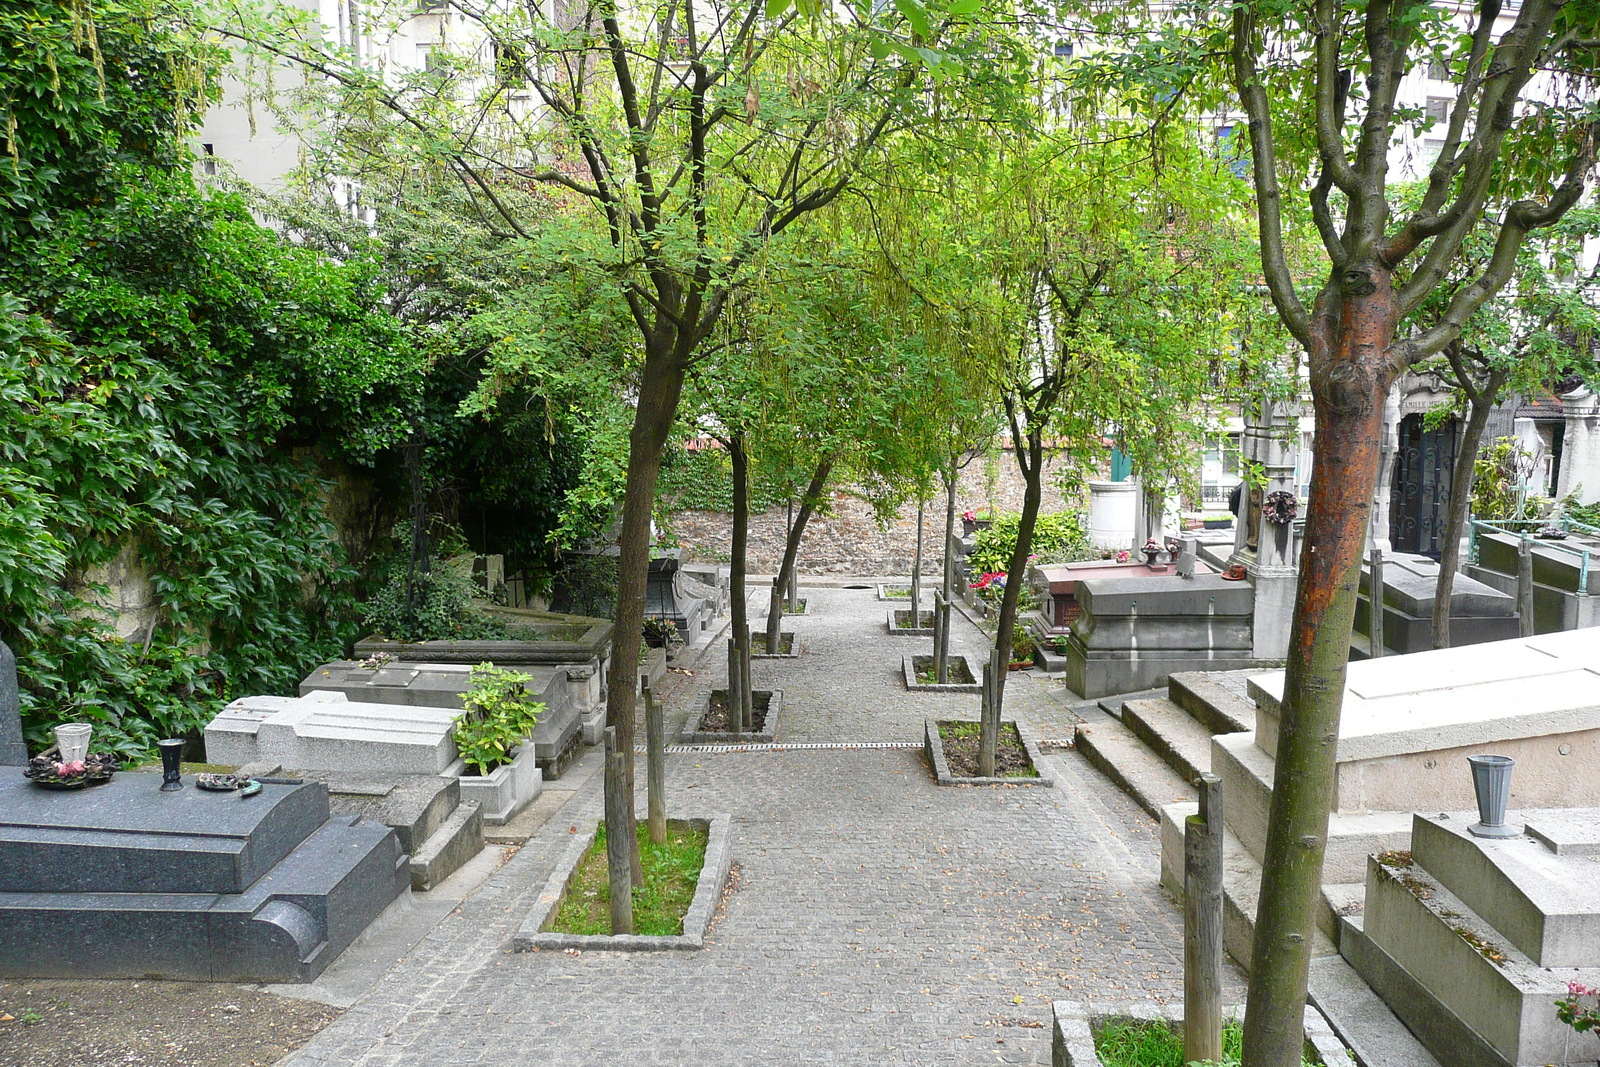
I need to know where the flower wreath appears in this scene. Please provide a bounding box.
[1264,490,1299,526]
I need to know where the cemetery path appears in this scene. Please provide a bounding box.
[273,584,1244,1067]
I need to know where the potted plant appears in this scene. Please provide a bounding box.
[1009,631,1036,670]
[451,663,546,823]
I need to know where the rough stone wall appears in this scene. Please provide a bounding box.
[670,450,1087,575]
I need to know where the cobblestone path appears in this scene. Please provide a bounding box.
[279,584,1243,1067]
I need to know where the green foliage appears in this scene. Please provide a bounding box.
[969,512,1090,575]
[657,446,790,514]
[1092,1017,1319,1067]
[451,663,543,776]
[360,562,508,643]
[1471,438,1524,522]
[0,2,419,758]
[1562,496,1600,531]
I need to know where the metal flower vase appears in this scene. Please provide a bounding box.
[1467,754,1519,838]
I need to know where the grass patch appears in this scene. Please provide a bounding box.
[1093,1018,1319,1067]
[782,599,808,615]
[548,821,708,936]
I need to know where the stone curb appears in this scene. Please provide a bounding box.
[1050,999,1349,1066]
[510,813,732,952]
[902,654,982,694]
[749,632,800,659]
[875,584,911,601]
[677,689,784,745]
[924,718,1056,787]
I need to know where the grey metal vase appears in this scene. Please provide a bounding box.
[1467,754,1519,838]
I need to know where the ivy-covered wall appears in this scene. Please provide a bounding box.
[0,1,418,756]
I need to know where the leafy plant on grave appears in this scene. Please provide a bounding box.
[1471,438,1524,522]
[360,561,510,643]
[451,663,543,776]
[1557,981,1600,1035]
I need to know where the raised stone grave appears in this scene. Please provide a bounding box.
[207,690,460,775]
[288,771,483,891]
[1470,529,1600,633]
[299,660,587,776]
[1345,810,1600,1067]
[1353,551,1518,656]
[1062,573,1263,698]
[0,772,407,982]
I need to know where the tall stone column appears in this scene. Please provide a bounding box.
[1232,397,1302,660]
[1557,385,1600,505]
[1369,389,1402,552]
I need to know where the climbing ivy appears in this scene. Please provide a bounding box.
[0,0,419,756]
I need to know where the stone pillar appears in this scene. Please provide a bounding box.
[568,664,605,745]
[1,638,25,765]
[1087,479,1139,549]
[1557,386,1600,505]
[1232,397,1302,660]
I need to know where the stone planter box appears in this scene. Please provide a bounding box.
[902,654,980,693]
[354,608,612,669]
[448,744,542,825]
[749,631,799,659]
[923,719,1054,787]
[1051,1000,1347,1067]
[512,814,732,952]
[876,584,911,601]
[886,609,935,636]
[680,689,783,744]
[780,599,809,615]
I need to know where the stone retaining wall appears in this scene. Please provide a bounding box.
[669,450,1086,574]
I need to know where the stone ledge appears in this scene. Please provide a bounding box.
[885,609,935,636]
[749,632,800,659]
[924,719,1055,787]
[1050,999,1347,1067]
[512,813,732,952]
[875,583,911,601]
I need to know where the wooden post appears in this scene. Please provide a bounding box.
[727,638,743,735]
[1518,538,1536,637]
[1184,772,1224,1067]
[644,683,666,844]
[1369,547,1385,659]
[787,566,799,613]
[603,726,633,934]
[978,658,997,778]
[742,624,754,730]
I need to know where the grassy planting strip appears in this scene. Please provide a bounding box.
[924,719,1055,788]
[512,814,732,953]
[1050,1000,1346,1067]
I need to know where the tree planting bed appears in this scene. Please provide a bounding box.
[887,609,936,635]
[924,719,1053,786]
[512,814,732,952]
[749,632,798,658]
[1050,1000,1347,1066]
[902,654,980,693]
[679,689,782,744]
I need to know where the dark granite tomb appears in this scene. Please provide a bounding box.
[0,772,407,982]
[1,639,26,766]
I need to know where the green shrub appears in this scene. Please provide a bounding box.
[361,563,511,643]
[969,512,1091,574]
[452,663,543,775]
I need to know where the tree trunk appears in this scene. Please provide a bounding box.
[989,430,1045,766]
[764,457,832,650]
[942,454,959,602]
[606,349,685,888]
[1242,276,1402,1067]
[911,500,924,618]
[729,435,750,730]
[1431,385,1500,648]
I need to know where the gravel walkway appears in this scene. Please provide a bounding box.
[275,584,1244,1067]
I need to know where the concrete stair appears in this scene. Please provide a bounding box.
[1121,697,1215,785]
[1073,717,1195,819]
[1167,670,1259,734]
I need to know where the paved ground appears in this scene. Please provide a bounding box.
[277,584,1245,1067]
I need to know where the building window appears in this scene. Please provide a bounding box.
[1201,433,1242,504]
[1053,39,1073,58]
[1427,58,1449,81]
[417,43,446,73]
[201,143,216,176]
[1425,96,1451,127]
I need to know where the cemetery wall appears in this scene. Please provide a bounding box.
[669,449,1086,575]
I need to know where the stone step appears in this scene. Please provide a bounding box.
[1307,952,1444,1067]
[1073,717,1195,819]
[1350,854,1600,1067]
[1411,809,1600,968]
[410,799,484,892]
[1095,686,1166,721]
[1167,670,1258,734]
[1121,697,1215,785]
[1211,731,1413,882]
[1158,800,1349,965]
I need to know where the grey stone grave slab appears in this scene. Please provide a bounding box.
[0,771,328,894]
[0,638,25,765]
[206,690,459,775]
[0,771,408,982]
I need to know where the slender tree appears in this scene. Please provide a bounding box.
[1221,2,1600,1060]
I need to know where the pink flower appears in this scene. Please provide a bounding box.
[55,760,86,776]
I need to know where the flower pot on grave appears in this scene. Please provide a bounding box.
[450,744,543,825]
[1467,754,1519,838]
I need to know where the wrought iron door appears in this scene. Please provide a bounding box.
[1389,414,1458,558]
